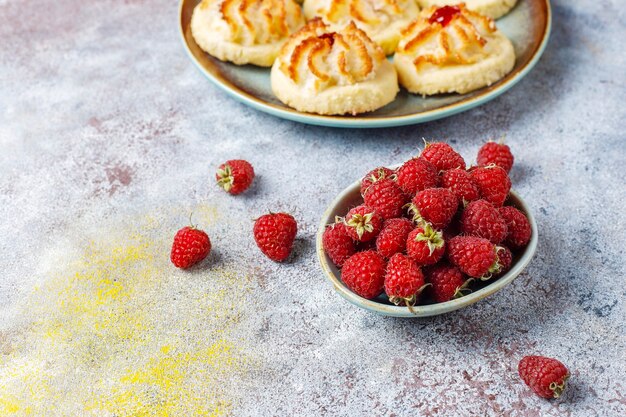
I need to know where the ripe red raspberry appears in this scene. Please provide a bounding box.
[396,157,439,196]
[518,356,570,399]
[216,160,254,195]
[406,223,445,266]
[360,167,395,196]
[421,141,465,171]
[253,212,297,262]
[424,263,469,303]
[341,250,386,299]
[322,221,356,268]
[376,218,414,259]
[447,236,501,279]
[461,199,508,244]
[384,254,426,309]
[409,188,458,229]
[477,142,514,173]
[170,226,211,269]
[363,179,407,220]
[470,165,511,207]
[344,205,383,242]
[441,168,480,204]
[496,246,513,276]
[499,206,532,249]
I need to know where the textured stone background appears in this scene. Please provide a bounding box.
[1,0,625,416]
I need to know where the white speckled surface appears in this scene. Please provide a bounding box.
[0,1,625,416]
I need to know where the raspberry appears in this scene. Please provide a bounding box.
[499,206,532,249]
[441,168,480,204]
[406,223,445,266]
[216,160,255,195]
[424,263,469,303]
[344,205,383,242]
[396,157,439,196]
[253,212,297,262]
[447,236,501,279]
[322,221,356,268]
[461,199,508,244]
[421,141,465,171]
[496,246,513,276]
[363,179,407,220]
[341,250,386,299]
[409,188,458,229]
[376,218,414,259]
[360,167,395,196]
[518,356,570,399]
[384,254,426,309]
[477,142,514,173]
[170,226,211,269]
[470,165,511,207]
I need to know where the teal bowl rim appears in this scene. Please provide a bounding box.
[315,178,538,317]
[178,0,552,128]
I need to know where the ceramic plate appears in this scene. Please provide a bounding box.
[179,0,551,128]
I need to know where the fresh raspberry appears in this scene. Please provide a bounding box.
[518,356,570,399]
[477,142,514,173]
[363,179,407,220]
[344,205,383,242]
[376,218,414,259]
[253,212,297,262]
[322,221,356,268]
[341,250,386,299]
[406,223,445,266]
[447,236,501,279]
[496,246,513,276]
[170,226,211,269]
[421,141,465,171]
[396,157,439,196]
[360,167,395,196]
[499,206,532,249]
[441,168,480,204]
[409,188,458,229]
[470,165,511,207]
[424,263,469,303]
[216,159,255,195]
[461,199,508,244]
[384,254,426,308]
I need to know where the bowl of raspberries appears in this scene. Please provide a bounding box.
[316,141,537,317]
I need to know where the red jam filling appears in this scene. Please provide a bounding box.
[429,5,461,27]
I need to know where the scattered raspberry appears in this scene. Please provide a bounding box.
[441,168,480,204]
[421,141,465,171]
[396,157,439,195]
[499,206,532,249]
[341,250,386,299]
[477,142,514,173]
[461,199,508,244]
[322,221,356,268]
[424,263,469,302]
[447,236,500,279]
[470,165,511,207]
[363,179,407,220]
[253,212,297,262]
[376,218,415,259]
[170,226,211,269]
[384,253,426,309]
[360,167,395,196]
[406,223,445,266]
[518,356,570,399]
[496,246,513,276]
[216,159,255,195]
[344,205,384,242]
[409,188,458,229]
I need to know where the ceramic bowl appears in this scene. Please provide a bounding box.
[316,178,538,317]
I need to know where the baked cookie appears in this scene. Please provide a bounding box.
[417,0,517,19]
[190,0,305,67]
[302,0,420,55]
[271,19,399,115]
[394,4,515,95]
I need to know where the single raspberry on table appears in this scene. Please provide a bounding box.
[363,178,407,220]
[170,226,211,269]
[518,356,570,399]
[447,236,501,279]
[406,223,445,266]
[421,141,465,171]
[499,206,532,249]
[441,168,480,204]
[322,220,356,268]
[344,205,383,242]
[376,218,415,259]
[253,212,297,262]
[461,199,508,244]
[360,167,395,196]
[216,159,255,195]
[384,253,427,309]
[341,250,386,299]
[396,157,439,196]
[424,263,470,303]
[477,141,514,173]
[470,165,511,207]
[409,188,458,229]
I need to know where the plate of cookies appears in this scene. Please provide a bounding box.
[179,0,551,128]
